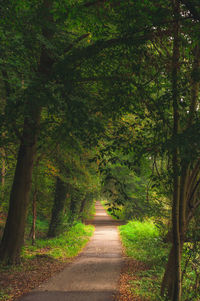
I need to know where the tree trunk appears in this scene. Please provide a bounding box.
[163,44,200,246]
[171,1,181,299]
[47,177,67,238]
[161,246,176,298]
[0,106,41,264]
[0,1,54,264]
[0,147,6,200]
[29,189,37,246]
[79,197,87,222]
[69,189,80,223]
[161,1,181,299]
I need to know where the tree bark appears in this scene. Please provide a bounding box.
[161,1,181,299]
[0,105,41,264]
[29,188,37,246]
[171,1,181,299]
[0,0,54,264]
[156,79,200,301]
[0,147,6,200]
[47,177,67,238]
[161,5,200,301]
[79,197,87,222]
[69,189,81,222]
[161,246,176,298]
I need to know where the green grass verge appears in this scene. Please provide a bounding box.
[22,222,94,259]
[119,220,169,300]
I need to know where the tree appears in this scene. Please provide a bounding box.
[0,0,55,264]
[0,0,154,264]
[48,176,68,238]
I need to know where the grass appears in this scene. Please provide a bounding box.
[119,220,169,300]
[22,222,94,260]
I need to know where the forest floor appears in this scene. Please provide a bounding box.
[0,255,72,300]
[0,202,148,301]
[116,258,150,301]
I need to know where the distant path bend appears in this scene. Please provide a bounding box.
[20,201,124,301]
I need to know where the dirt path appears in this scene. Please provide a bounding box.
[19,201,123,301]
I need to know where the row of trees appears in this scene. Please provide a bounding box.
[0,0,106,263]
[0,1,200,300]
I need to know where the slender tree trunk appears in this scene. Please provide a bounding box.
[172,162,181,301]
[188,45,200,126]
[29,162,39,245]
[0,105,41,264]
[161,1,181,299]
[32,190,37,245]
[171,1,181,299]
[179,165,188,243]
[29,189,37,245]
[0,147,6,200]
[47,177,67,238]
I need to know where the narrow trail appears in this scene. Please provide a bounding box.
[20,201,124,301]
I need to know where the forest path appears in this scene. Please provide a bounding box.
[19,201,124,301]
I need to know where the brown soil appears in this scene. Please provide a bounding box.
[115,258,150,301]
[0,256,72,300]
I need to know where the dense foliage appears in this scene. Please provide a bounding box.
[0,1,200,300]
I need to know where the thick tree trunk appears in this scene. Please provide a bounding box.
[0,1,54,264]
[0,106,41,264]
[47,177,67,238]
[161,240,184,299]
[161,246,176,298]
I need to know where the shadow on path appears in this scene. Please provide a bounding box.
[20,290,117,301]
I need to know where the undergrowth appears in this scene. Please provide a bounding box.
[22,222,94,259]
[119,220,168,300]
